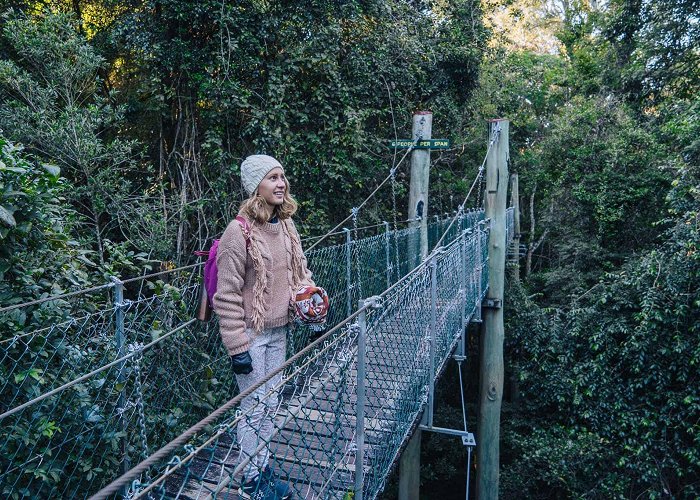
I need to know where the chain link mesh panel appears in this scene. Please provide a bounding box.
[0,213,507,499]
[0,269,236,498]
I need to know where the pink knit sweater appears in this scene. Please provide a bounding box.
[213,218,313,355]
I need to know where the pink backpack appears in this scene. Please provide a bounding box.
[195,215,251,319]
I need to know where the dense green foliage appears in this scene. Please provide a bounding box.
[0,137,89,310]
[489,1,700,498]
[0,10,140,266]
[503,161,699,496]
[1,0,488,264]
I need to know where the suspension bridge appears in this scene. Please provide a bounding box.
[1,123,514,499]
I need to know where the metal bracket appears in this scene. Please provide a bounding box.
[482,298,502,309]
[462,433,476,447]
[420,425,476,447]
[362,296,383,309]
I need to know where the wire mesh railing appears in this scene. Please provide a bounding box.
[0,267,233,499]
[100,210,510,500]
[0,212,489,499]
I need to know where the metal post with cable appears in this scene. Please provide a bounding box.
[345,228,353,318]
[354,300,368,500]
[111,276,130,496]
[384,221,392,288]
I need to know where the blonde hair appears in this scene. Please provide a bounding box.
[239,177,298,224]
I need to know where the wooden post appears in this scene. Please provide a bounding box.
[477,119,509,500]
[508,174,522,407]
[399,110,432,499]
[510,172,521,280]
[398,427,421,500]
[408,110,432,267]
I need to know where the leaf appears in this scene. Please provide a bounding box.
[29,369,44,382]
[0,205,16,227]
[151,329,162,342]
[0,161,26,174]
[203,391,215,405]
[86,412,104,423]
[2,190,27,198]
[41,164,60,177]
[77,255,97,266]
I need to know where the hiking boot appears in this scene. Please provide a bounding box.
[261,465,293,499]
[238,473,277,500]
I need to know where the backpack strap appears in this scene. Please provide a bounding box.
[194,216,250,257]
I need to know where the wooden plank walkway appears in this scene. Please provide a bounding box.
[163,299,459,499]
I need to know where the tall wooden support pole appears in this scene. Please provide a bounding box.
[408,110,433,267]
[477,119,509,500]
[510,172,521,280]
[400,110,432,500]
[398,427,421,500]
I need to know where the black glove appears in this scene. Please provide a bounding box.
[308,328,325,345]
[230,351,253,375]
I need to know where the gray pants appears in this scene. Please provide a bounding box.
[235,325,287,479]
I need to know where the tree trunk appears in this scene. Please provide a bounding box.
[525,187,536,277]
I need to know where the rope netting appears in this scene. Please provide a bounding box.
[1,211,511,500]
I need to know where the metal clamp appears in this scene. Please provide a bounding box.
[362,296,383,309]
[462,433,476,447]
[482,298,502,309]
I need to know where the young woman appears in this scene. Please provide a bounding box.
[214,154,314,500]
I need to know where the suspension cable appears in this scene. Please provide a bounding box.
[0,283,116,314]
[299,218,419,244]
[429,125,500,256]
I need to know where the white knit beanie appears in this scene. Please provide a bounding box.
[240,155,283,196]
